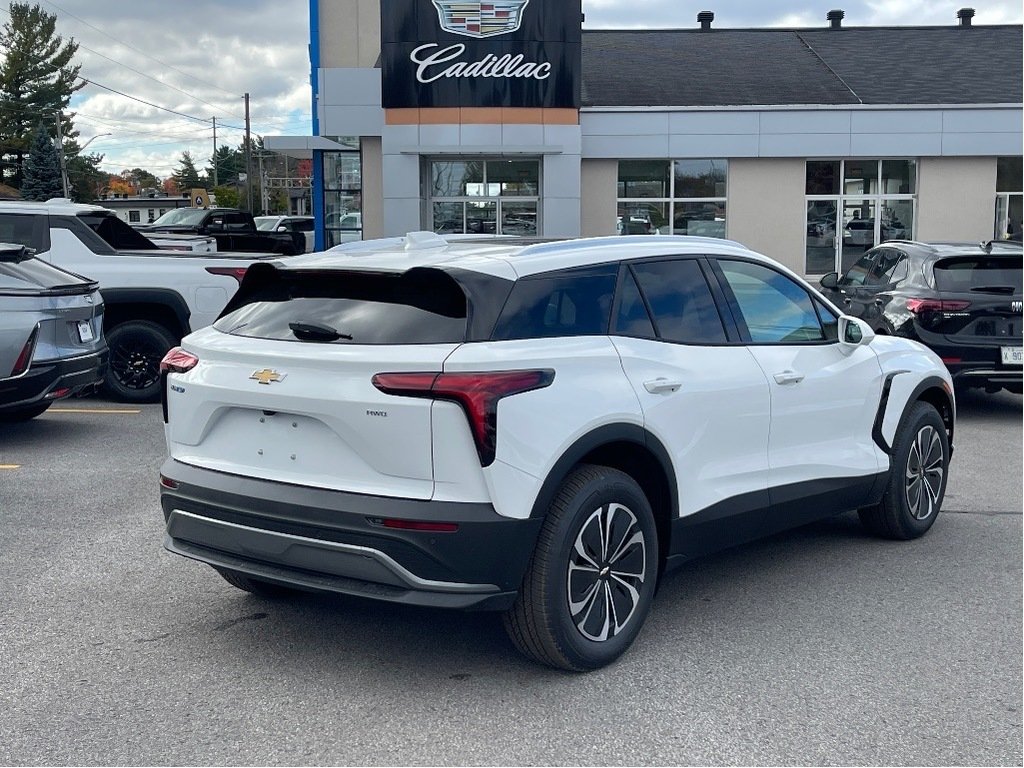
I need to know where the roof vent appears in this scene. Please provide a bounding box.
[957,7,975,26]
[827,9,845,28]
[697,10,714,31]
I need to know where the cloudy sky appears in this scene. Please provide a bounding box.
[13,0,1021,179]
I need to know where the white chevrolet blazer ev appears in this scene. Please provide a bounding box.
[158,233,955,671]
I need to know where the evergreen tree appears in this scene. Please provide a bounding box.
[0,2,82,187]
[206,145,241,186]
[21,121,62,200]
[172,151,203,190]
[65,141,107,203]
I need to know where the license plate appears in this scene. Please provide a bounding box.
[77,320,94,343]
[1001,346,1023,365]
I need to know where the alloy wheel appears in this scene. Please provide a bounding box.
[905,424,944,520]
[566,502,647,642]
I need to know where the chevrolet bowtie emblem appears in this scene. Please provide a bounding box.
[250,369,286,385]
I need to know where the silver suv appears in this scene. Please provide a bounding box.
[0,244,107,421]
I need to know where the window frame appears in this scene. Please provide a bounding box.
[426,158,542,237]
[617,159,728,238]
[805,159,918,275]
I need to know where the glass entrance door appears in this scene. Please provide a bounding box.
[429,159,540,236]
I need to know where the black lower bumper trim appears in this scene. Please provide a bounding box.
[0,349,107,411]
[159,459,541,610]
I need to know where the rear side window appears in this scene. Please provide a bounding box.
[0,213,49,252]
[631,259,727,343]
[215,267,467,345]
[492,267,617,340]
[933,256,1023,293]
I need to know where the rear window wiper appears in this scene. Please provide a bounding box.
[289,321,352,342]
[969,285,1018,294]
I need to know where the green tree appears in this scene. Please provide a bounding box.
[65,142,107,203]
[20,121,61,200]
[0,2,82,187]
[207,145,241,186]
[125,167,159,190]
[172,151,203,190]
[211,184,240,209]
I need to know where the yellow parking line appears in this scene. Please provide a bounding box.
[0,464,20,470]
[48,408,141,414]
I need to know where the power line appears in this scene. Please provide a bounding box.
[40,0,244,101]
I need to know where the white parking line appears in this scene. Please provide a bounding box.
[48,408,141,414]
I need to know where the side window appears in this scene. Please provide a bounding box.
[225,213,249,232]
[0,213,46,250]
[867,248,906,286]
[841,251,877,286]
[631,259,727,343]
[718,260,825,343]
[492,268,617,341]
[296,219,314,232]
[613,268,656,338]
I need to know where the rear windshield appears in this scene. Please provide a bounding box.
[214,267,468,345]
[934,256,1023,293]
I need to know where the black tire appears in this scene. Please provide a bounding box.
[103,320,177,403]
[0,402,51,422]
[214,567,297,598]
[503,464,659,671]
[859,401,949,540]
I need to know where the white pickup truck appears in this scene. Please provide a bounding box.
[0,199,283,402]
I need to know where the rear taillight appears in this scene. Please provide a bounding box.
[372,369,555,466]
[10,325,39,377]
[374,518,459,533]
[205,266,248,285]
[906,298,971,314]
[159,346,199,374]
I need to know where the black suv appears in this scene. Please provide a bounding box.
[820,241,1022,394]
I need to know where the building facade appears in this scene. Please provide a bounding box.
[267,1,1023,276]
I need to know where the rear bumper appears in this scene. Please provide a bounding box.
[0,348,107,411]
[159,459,542,610]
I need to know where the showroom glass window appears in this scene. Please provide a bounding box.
[428,159,540,236]
[322,137,362,248]
[617,160,727,237]
[805,159,917,275]
[995,157,1022,242]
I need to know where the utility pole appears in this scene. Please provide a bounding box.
[257,151,267,214]
[54,111,70,198]
[211,116,218,187]
[243,93,252,212]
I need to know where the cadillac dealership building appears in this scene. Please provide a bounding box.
[267,1,1023,276]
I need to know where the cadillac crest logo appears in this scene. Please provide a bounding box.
[431,0,531,38]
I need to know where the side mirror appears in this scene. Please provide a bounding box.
[277,226,288,233]
[820,272,840,290]
[838,315,875,350]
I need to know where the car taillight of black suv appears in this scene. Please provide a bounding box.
[820,240,1022,394]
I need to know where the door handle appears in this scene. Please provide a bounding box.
[773,370,805,385]
[644,378,682,394]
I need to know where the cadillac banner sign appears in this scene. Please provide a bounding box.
[380,0,582,108]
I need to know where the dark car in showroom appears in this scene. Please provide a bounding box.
[0,243,107,421]
[820,240,1022,393]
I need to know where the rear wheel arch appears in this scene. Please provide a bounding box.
[100,289,189,339]
[529,424,677,568]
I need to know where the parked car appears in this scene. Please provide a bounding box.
[0,243,106,421]
[0,199,287,403]
[254,215,314,253]
[137,208,302,256]
[820,240,1022,394]
[159,233,955,671]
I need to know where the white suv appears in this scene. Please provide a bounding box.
[159,233,955,671]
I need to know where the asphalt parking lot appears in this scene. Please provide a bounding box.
[1,390,1021,765]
